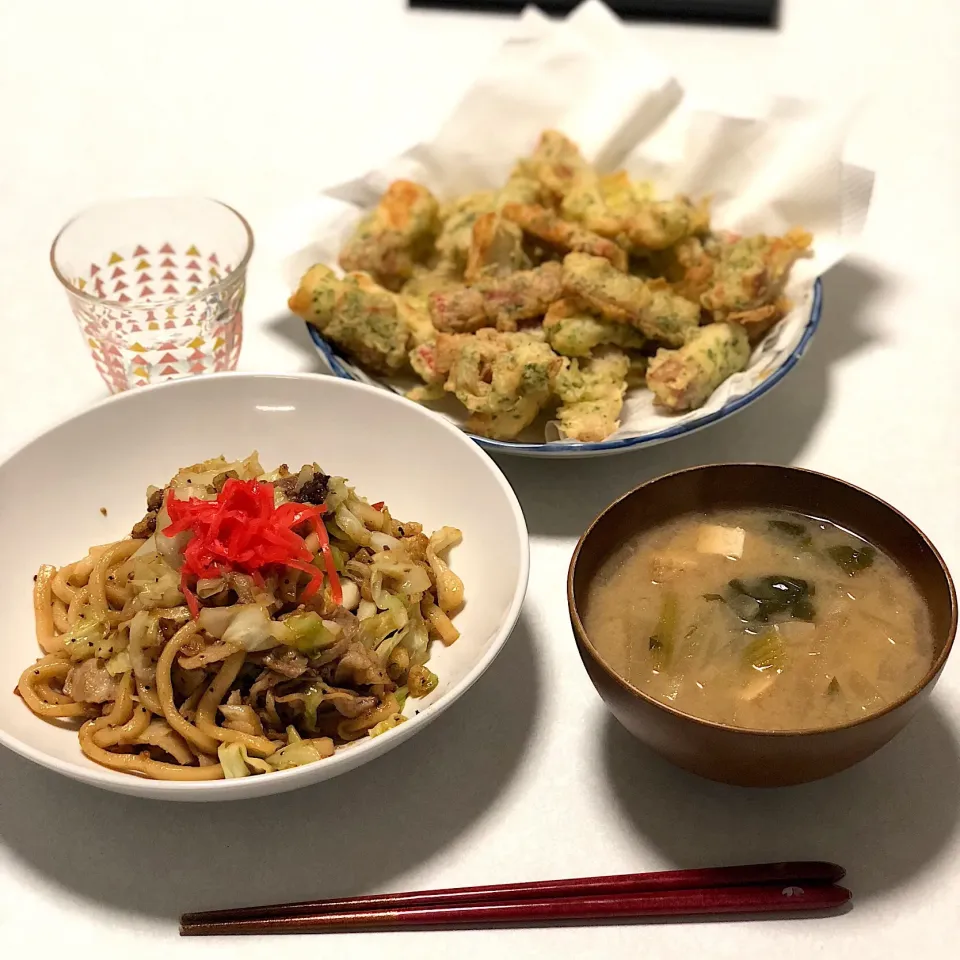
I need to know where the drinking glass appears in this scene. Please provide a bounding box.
[50,197,254,392]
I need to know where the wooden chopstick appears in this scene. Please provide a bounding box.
[181,884,850,936]
[180,861,848,936]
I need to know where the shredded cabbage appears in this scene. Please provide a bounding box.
[408,664,439,698]
[353,500,386,532]
[370,552,432,595]
[335,504,370,546]
[131,553,183,609]
[133,535,158,558]
[61,616,107,662]
[329,545,347,573]
[195,606,234,639]
[325,477,350,510]
[300,684,324,728]
[399,606,430,666]
[218,741,272,778]
[357,599,377,621]
[105,650,132,676]
[195,577,225,599]
[369,714,407,737]
[155,504,189,569]
[221,606,281,652]
[283,612,340,655]
[267,738,335,770]
[219,701,262,729]
[370,567,388,609]
[357,595,407,648]
[128,610,159,686]
[198,604,281,651]
[172,453,263,490]
[94,622,128,660]
[370,528,401,551]
[375,624,408,663]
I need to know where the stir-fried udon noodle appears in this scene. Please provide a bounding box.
[17,453,464,781]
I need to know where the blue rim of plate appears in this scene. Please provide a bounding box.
[306,278,823,457]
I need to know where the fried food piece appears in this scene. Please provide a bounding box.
[561,253,700,346]
[427,285,488,334]
[501,203,628,271]
[498,170,543,207]
[562,169,652,236]
[646,322,750,412]
[444,329,563,440]
[514,130,588,201]
[726,300,788,344]
[619,196,710,252]
[338,181,439,290]
[409,332,467,387]
[598,170,655,213]
[289,266,410,374]
[464,213,531,283]
[290,264,429,371]
[436,172,545,273]
[288,264,341,328]
[559,169,614,232]
[701,228,812,320]
[435,190,499,268]
[401,260,463,300]
[543,298,645,357]
[476,261,563,331]
[648,235,719,303]
[395,294,436,347]
[429,261,563,334]
[562,168,707,252]
[326,273,411,373]
[554,348,630,442]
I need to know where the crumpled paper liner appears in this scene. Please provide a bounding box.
[274,0,874,446]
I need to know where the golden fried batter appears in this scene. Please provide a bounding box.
[401,260,463,300]
[514,129,588,201]
[409,332,468,386]
[646,322,750,411]
[701,228,812,320]
[501,203,628,270]
[292,128,814,444]
[561,253,700,346]
[444,329,563,440]
[464,212,531,283]
[543,298,645,357]
[429,261,563,334]
[338,180,439,290]
[554,349,631,442]
[288,263,340,328]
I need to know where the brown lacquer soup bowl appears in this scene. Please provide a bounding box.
[568,464,957,787]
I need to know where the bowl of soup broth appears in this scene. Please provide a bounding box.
[568,464,956,787]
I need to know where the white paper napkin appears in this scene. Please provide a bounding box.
[273,0,875,444]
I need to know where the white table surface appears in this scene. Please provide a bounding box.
[2,0,959,955]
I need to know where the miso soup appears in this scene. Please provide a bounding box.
[583,509,934,731]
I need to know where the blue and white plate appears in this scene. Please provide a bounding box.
[306,278,823,459]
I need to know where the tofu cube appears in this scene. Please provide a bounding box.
[696,524,745,558]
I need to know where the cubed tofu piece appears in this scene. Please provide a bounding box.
[696,524,745,558]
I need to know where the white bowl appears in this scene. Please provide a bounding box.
[0,373,529,800]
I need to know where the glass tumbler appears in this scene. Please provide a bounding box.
[51,197,254,392]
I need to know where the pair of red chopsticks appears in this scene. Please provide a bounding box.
[180,861,850,936]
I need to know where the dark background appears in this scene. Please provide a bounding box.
[408,1,779,27]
